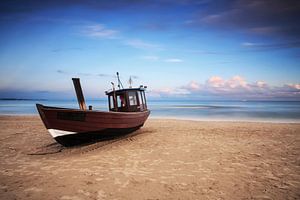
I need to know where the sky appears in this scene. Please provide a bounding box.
[0,0,299,100]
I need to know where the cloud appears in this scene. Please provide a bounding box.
[189,0,300,41]
[124,39,162,50]
[141,56,185,63]
[249,26,280,35]
[241,41,300,50]
[189,76,299,100]
[200,14,222,24]
[206,76,225,88]
[130,75,139,79]
[227,76,248,89]
[56,70,68,74]
[56,70,117,78]
[149,87,190,98]
[255,81,268,88]
[98,73,116,78]
[56,71,135,80]
[80,24,165,51]
[288,84,300,90]
[3,0,299,44]
[164,58,183,63]
[81,24,118,39]
[186,81,201,90]
[153,75,300,100]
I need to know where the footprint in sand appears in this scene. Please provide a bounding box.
[60,195,82,200]
[97,190,107,199]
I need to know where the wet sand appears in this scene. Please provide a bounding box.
[0,115,299,200]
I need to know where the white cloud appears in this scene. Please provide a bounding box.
[80,25,166,52]
[81,24,118,39]
[185,75,254,95]
[198,76,299,99]
[227,75,248,89]
[288,84,300,90]
[241,42,260,47]
[153,75,300,100]
[241,41,300,50]
[187,81,201,90]
[255,81,268,88]
[200,14,222,24]
[125,39,162,50]
[164,58,183,63]
[149,87,190,97]
[141,56,185,63]
[206,76,224,88]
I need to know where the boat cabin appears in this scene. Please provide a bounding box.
[106,87,148,112]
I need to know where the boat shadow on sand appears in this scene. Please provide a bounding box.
[55,126,142,147]
[28,128,149,156]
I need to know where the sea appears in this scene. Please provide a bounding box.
[0,99,300,123]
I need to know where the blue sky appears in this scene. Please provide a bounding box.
[0,0,299,100]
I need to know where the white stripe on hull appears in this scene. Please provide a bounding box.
[48,129,78,138]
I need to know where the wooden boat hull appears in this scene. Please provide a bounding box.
[36,104,150,146]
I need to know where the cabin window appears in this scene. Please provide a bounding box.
[117,94,126,108]
[137,91,143,105]
[128,91,138,106]
[142,91,147,109]
[109,95,114,109]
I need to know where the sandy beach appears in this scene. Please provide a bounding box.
[0,115,299,200]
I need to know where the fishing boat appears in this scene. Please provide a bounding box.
[36,73,150,146]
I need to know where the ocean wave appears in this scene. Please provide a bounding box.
[162,105,239,109]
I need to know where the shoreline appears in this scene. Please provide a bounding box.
[150,116,300,124]
[1,114,300,124]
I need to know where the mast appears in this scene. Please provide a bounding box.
[72,78,87,110]
[116,72,124,90]
[111,82,118,111]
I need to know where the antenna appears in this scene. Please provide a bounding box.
[128,76,133,88]
[116,72,124,89]
[111,82,115,90]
